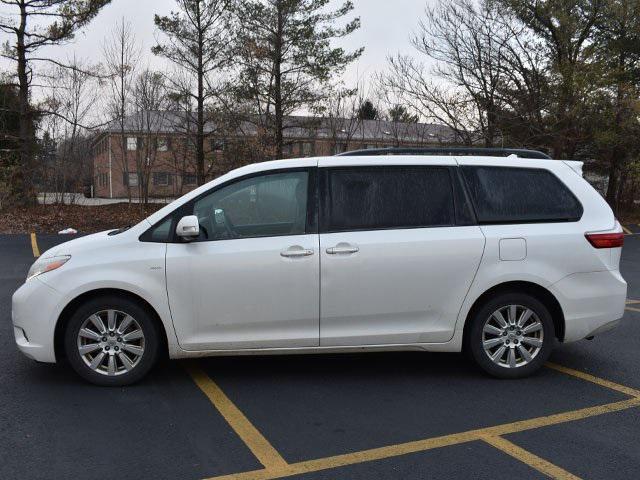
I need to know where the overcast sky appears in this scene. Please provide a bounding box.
[0,0,431,87]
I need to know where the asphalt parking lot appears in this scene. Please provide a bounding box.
[2,232,640,479]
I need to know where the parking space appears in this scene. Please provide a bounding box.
[621,223,640,235]
[2,232,640,479]
[201,354,624,463]
[505,408,640,479]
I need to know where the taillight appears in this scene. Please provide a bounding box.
[585,232,624,249]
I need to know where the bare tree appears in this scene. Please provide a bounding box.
[103,19,141,202]
[40,56,98,204]
[0,0,111,206]
[499,0,603,159]
[380,0,514,147]
[153,0,232,186]
[130,70,169,205]
[317,84,363,154]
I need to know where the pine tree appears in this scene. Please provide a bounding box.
[232,0,363,159]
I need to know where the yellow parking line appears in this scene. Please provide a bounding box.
[195,363,640,480]
[205,397,640,480]
[546,362,640,398]
[480,435,581,479]
[626,306,640,313]
[185,363,288,470]
[625,299,640,305]
[622,225,632,235]
[30,232,40,258]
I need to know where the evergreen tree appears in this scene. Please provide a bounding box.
[232,0,363,158]
[357,99,379,120]
[388,105,418,123]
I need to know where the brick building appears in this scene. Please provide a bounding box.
[91,112,454,198]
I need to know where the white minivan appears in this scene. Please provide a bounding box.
[12,148,627,385]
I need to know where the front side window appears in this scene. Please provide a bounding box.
[192,171,309,241]
[462,166,583,223]
[148,218,173,242]
[324,167,455,232]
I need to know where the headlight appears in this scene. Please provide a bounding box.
[26,256,71,281]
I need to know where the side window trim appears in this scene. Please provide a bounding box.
[140,167,318,243]
[319,165,459,234]
[452,167,478,226]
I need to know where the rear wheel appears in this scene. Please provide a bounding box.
[64,295,160,386]
[467,292,555,378]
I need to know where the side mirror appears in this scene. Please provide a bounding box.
[176,215,200,239]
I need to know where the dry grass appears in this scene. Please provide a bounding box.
[0,203,164,234]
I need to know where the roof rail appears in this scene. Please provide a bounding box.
[336,147,551,160]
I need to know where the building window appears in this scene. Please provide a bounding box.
[124,171,139,187]
[153,172,170,186]
[334,143,348,154]
[183,174,197,186]
[127,137,138,151]
[98,172,108,187]
[210,139,225,152]
[157,138,169,152]
[301,142,313,156]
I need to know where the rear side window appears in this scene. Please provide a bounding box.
[462,166,583,223]
[323,167,455,232]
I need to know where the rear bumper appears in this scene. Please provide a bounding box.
[550,270,627,342]
[11,277,61,363]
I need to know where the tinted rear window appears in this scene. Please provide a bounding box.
[324,167,455,231]
[462,166,583,223]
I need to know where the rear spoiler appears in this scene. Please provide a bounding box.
[563,160,584,177]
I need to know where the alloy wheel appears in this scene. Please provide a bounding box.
[76,309,145,376]
[482,304,544,369]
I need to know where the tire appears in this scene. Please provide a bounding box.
[64,295,161,386]
[467,292,555,379]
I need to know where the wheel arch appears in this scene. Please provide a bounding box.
[54,288,170,361]
[462,281,566,347]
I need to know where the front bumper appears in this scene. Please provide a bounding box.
[11,277,62,363]
[551,269,627,343]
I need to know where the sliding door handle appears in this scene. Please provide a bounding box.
[281,247,314,258]
[326,243,359,255]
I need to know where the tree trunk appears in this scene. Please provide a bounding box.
[14,0,35,206]
[605,53,627,210]
[196,1,205,185]
[273,1,284,159]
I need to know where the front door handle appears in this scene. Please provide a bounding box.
[326,243,359,255]
[281,247,314,258]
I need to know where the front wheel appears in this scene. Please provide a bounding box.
[467,293,555,379]
[64,295,160,386]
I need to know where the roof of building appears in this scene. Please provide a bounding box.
[103,111,456,143]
